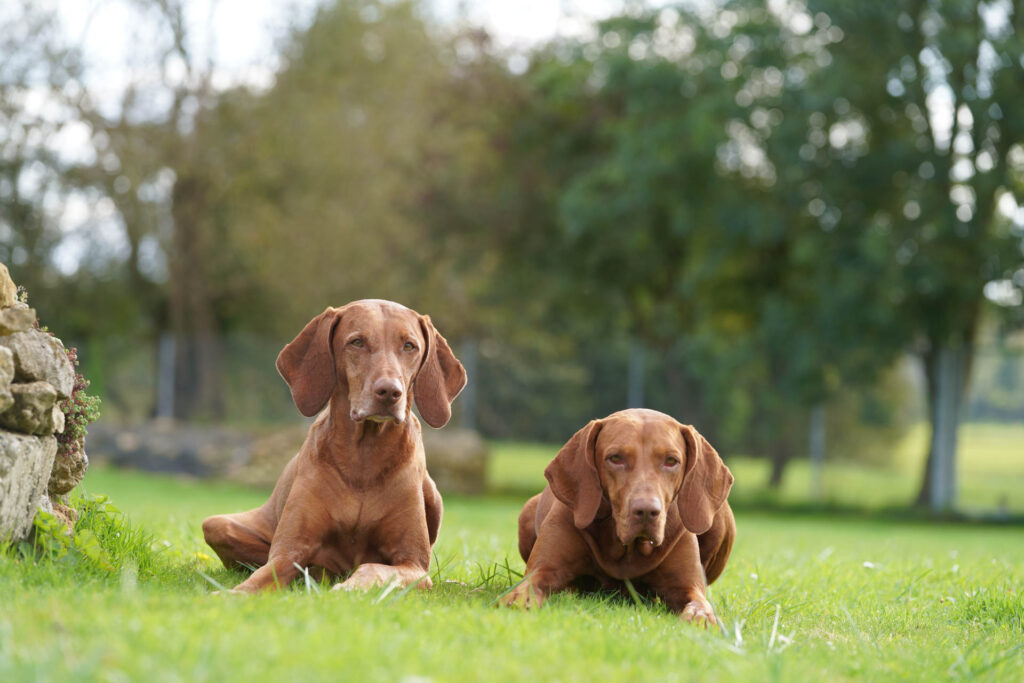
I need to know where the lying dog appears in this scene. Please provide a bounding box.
[202,299,466,592]
[502,408,734,624]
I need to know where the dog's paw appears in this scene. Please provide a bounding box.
[680,598,716,627]
[333,564,432,591]
[499,583,544,610]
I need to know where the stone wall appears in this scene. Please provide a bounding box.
[87,419,490,495]
[0,264,83,541]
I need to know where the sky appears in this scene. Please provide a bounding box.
[59,0,624,99]
[40,0,626,274]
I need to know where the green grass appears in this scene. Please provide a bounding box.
[2,424,1023,681]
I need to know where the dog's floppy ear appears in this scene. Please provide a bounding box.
[678,425,734,534]
[414,314,467,428]
[276,307,342,417]
[545,420,606,529]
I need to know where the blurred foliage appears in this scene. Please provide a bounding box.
[1,0,1022,491]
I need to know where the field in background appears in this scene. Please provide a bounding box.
[490,422,1024,514]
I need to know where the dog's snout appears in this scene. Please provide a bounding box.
[373,378,403,404]
[629,497,662,522]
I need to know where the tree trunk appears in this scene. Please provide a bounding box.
[768,443,788,489]
[914,342,969,511]
[914,348,938,507]
[664,353,713,441]
[169,175,225,421]
[765,407,809,490]
[156,333,175,419]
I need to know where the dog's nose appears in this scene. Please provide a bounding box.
[373,378,403,404]
[629,497,662,522]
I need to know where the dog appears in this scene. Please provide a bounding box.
[502,408,734,624]
[202,299,466,593]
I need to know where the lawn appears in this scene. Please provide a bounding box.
[2,426,1023,681]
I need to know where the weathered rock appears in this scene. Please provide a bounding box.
[231,423,309,487]
[86,420,254,478]
[49,443,88,496]
[0,263,16,308]
[0,346,12,387]
[51,406,65,434]
[0,346,12,414]
[86,419,491,494]
[0,382,59,435]
[422,428,489,495]
[231,423,489,493]
[0,329,75,398]
[0,307,36,335]
[0,431,58,541]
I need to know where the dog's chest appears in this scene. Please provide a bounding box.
[313,503,388,570]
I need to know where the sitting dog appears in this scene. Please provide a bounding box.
[502,408,735,624]
[202,299,466,592]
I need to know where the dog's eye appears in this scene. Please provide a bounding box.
[403,341,416,352]
[664,456,680,467]
[606,454,624,465]
[349,339,365,348]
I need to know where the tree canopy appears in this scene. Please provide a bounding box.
[2,0,1021,505]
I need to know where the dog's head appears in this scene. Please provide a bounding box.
[545,409,732,555]
[276,300,466,427]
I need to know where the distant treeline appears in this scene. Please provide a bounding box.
[2,0,1022,504]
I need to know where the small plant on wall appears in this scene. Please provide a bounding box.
[57,345,101,466]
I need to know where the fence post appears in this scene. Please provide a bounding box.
[628,338,645,408]
[809,403,826,502]
[460,337,478,431]
[156,332,175,419]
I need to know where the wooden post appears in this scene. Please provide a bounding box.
[628,338,645,408]
[809,403,826,502]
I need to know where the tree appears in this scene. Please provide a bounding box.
[0,2,81,304]
[206,1,464,329]
[797,0,1024,509]
[470,4,911,481]
[39,0,232,419]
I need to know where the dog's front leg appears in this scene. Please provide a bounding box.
[644,532,716,626]
[332,510,434,592]
[231,546,311,593]
[500,514,592,609]
[229,495,328,593]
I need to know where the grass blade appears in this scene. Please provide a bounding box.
[768,604,780,651]
[293,562,321,594]
[196,570,229,593]
[622,578,645,609]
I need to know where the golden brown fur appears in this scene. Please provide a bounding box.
[502,408,735,624]
[201,300,465,593]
